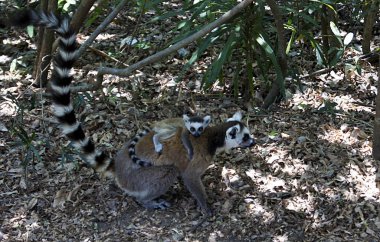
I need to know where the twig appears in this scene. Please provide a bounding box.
[301,52,379,79]
[88,46,128,67]
[76,0,128,57]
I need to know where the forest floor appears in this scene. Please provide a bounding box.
[1,1,380,241]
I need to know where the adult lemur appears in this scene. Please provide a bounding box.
[7,9,255,215]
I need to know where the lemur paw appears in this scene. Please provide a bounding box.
[141,199,171,210]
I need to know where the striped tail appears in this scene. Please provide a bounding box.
[8,10,113,176]
[128,128,153,167]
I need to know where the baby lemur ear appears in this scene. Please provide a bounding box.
[203,115,211,126]
[227,111,242,122]
[183,114,190,123]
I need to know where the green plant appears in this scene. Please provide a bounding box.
[11,126,42,168]
[154,0,286,102]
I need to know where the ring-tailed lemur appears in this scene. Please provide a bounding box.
[7,9,256,215]
[128,114,211,167]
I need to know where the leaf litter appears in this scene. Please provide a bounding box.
[0,3,379,242]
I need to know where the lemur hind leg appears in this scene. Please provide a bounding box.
[115,144,180,209]
[134,165,180,209]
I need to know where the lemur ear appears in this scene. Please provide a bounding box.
[227,111,242,122]
[203,115,211,126]
[183,114,190,123]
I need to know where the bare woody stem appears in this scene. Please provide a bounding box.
[76,0,128,57]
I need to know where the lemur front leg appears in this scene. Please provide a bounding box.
[152,133,164,153]
[182,171,212,216]
[180,130,194,160]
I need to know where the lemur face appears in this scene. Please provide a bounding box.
[224,112,255,150]
[225,124,255,149]
[183,115,211,137]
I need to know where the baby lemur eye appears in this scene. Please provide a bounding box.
[198,127,203,132]
[190,127,196,132]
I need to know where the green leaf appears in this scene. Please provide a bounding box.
[329,49,344,67]
[203,32,237,89]
[282,6,318,26]
[286,31,296,55]
[181,26,227,71]
[343,32,353,46]
[255,34,284,94]
[329,21,341,37]
[310,0,337,14]
[10,59,17,72]
[27,26,34,38]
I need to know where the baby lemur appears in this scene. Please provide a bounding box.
[128,115,211,167]
[6,9,255,215]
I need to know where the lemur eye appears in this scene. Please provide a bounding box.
[243,133,250,142]
[198,127,203,132]
[229,127,237,139]
[190,127,196,132]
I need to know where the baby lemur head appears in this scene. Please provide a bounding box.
[223,112,255,151]
[183,114,211,137]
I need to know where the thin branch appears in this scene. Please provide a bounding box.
[97,0,255,77]
[76,0,128,57]
[88,46,128,67]
[301,52,380,79]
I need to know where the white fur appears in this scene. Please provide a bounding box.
[55,66,72,79]
[60,34,77,46]
[227,111,242,122]
[53,104,73,117]
[61,122,80,135]
[56,18,70,35]
[59,49,79,62]
[123,188,149,200]
[72,137,90,149]
[203,115,211,125]
[50,83,70,95]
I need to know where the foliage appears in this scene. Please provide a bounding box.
[58,0,78,12]
[145,0,372,104]
[9,95,42,168]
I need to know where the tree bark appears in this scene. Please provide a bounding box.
[363,0,380,54]
[373,54,380,159]
[77,0,129,57]
[70,0,97,33]
[33,0,57,87]
[262,0,287,109]
[321,5,330,59]
[373,52,380,189]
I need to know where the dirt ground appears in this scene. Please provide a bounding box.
[1,1,380,241]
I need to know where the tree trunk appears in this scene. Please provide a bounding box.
[242,4,255,102]
[262,0,287,109]
[363,0,380,54]
[373,54,380,158]
[373,53,380,188]
[33,0,57,87]
[70,0,97,33]
[321,5,330,58]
